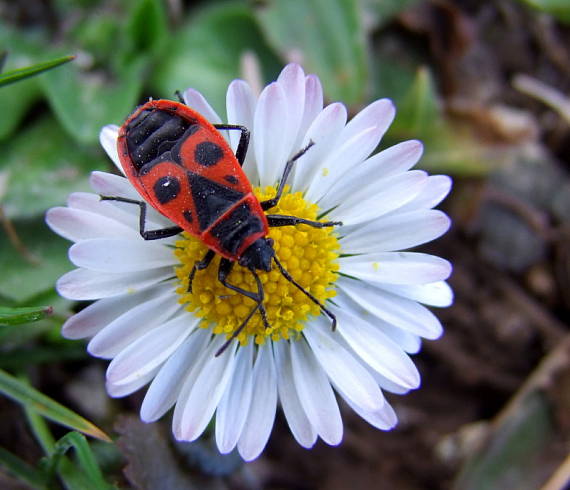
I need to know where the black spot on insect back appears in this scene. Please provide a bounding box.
[224,174,239,184]
[194,141,223,167]
[183,210,193,223]
[153,175,181,204]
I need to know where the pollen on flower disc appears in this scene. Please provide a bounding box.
[174,186,340,346]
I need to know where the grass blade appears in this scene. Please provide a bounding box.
[0,369,111,442]
[0,55,74,88]
[0,446,46,489]
[0,305,53,326]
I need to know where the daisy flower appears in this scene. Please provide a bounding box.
[46,63,452,461]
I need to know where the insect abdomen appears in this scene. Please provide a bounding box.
[206,196,267,258]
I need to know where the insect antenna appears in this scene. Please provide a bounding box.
[272,255,337,330]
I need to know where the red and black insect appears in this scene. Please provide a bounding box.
[102,97,341,355]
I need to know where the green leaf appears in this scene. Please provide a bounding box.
[125,0,169,59]
[455,392,554,490]
[0,24,46,140]
[0,446,46,489]
[388,68,489,176]
[391,67,442,137]
[0,218,72,306]
[256,0,368,105]
[359,0,421,29]
[0,305,53,326]
[519,0,570,23]
[0,55,74,88]
[152,2,281,115]
[46,432,113,490]
[0,369,111,442]
[41,58,146,143]
[0,116,102,219]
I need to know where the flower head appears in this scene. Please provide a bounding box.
[46,63,452,461]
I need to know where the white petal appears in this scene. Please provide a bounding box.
[87,292,181,359]
[304,318,384,412]
[344,395,398,431]
[290,339,343,445]
[396,175,452,213]
[215,343,254,454]
[330,171,427,226]
[57,267,174,301]
[331,304,420,389]
[254,82,288,187]
[291,103,347,192]
[89,172,173,229]
[274,341,317,448]
[319,140,424,210]
[172,336,222,439]
[177,339,237,442]
[277,63,306,159]
[379,281,454,307]
[99,125,122,174]
[46,207,139,242]
[337,99,395,148]
[106,366,159,398]
[69,238,176,273]
[183,88,222,124]
[141,329,211,422]
[67,192,138,230]
[309,99,396,205]
[237,343,278,461]
[339,252,452,286]
[106,314,197,388]
[89,171,138,200]
[338,277,443,339]
[370,369,413,394]
[226,79,258,184]
[293,74,323,150]
[305,127,379,205]
[61,283,171,339]
[340,210,450,254]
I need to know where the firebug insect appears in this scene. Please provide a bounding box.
[102,97,341,355]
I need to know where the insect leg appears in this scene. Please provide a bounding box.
[267,214,342,228]
[215,259,270,356]
[261,141,315,211]
[273,254,337,330]
[213,124,250,166]
[100,196,182,240]
[187,249,216,293]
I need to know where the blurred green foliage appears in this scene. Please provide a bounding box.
[1,0,566,486]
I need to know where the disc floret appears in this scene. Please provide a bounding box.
[174,186,340,346]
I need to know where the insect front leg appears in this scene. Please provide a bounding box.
[215,259,270,356]
[214,124,250,166]
[99,196,182,240]
[187,249,216,293]
[267,214,342,229]
[261,141,315,211]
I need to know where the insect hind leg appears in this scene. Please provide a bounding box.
[99,196,182,240]
[273,254,337,330]
[215,259,270,356]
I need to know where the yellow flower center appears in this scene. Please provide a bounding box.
[174,186,340,346]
